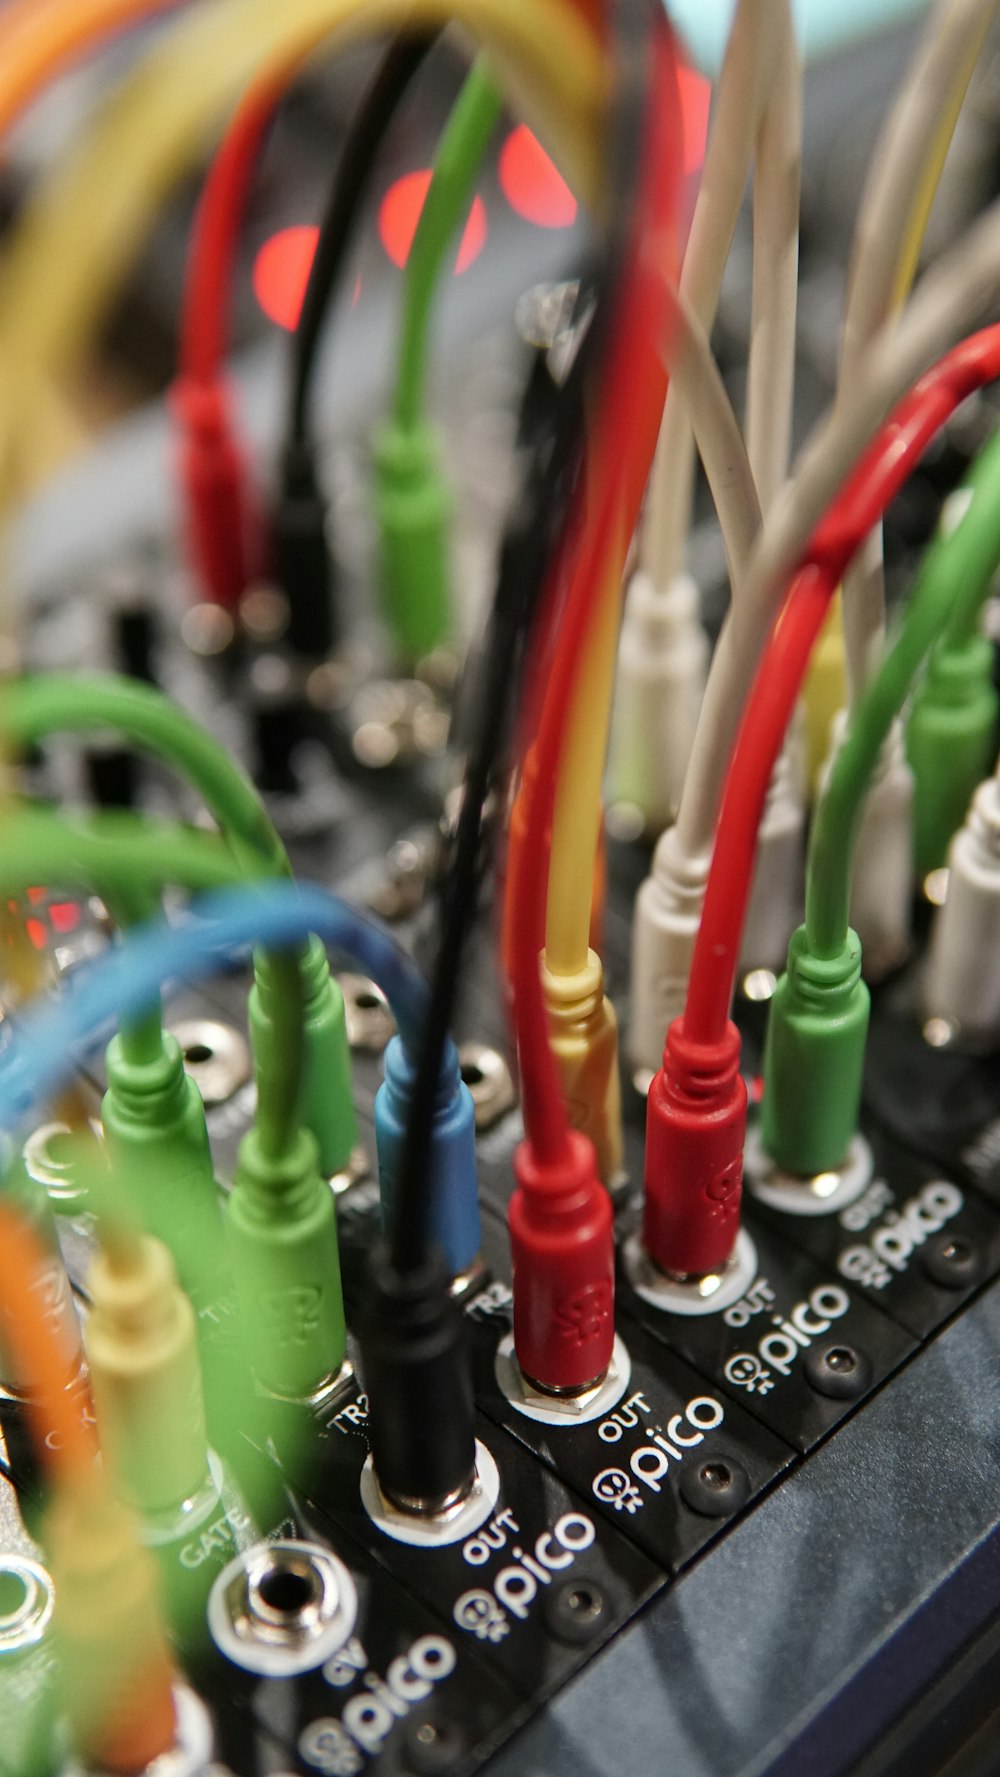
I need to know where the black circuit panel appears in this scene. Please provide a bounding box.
[17,829,1000,1777]
[465,1285,796,1574]
[12,759,1000,1777]
[616,1205,917,1455]
[866,980,1000,1204]
[209,1534,524,1777]
[299,1406,665,1704]
[747,1123,1000,1340]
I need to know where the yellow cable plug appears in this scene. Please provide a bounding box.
[84,1234,210,1519]
[802,593,847,795]
[46,1480,177,1772]
[0,0,606,524]
[541,949,624,1191]
[542,530,626,1186]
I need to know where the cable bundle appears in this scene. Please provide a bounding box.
[0,0,999,1764]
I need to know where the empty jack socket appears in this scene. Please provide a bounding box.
[169,1020,252,1108]
[208,1541,357,1676]
[339,975,396,1052]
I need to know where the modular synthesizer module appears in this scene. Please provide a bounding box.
[3,4,1000,1776]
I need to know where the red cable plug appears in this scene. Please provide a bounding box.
[644,1018,746,1277]
[509,1129,614,1391]
[641,330,1000,1286]
[171,375,250,611]
[174,63,292,611]
[501,24,683,1373]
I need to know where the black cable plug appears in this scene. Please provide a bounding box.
[271,36,437,672]
[272,438,336,661]
[358,1240,475,1514]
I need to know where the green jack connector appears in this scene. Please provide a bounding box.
[226,1125,346,1400]
[760,924,870,1177]
[373,419,452,662]
[101,1032,223,1302]
[250,938,356,1178]
[907,630,998,878]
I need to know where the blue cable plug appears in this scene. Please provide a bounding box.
[375,1035,480,1278]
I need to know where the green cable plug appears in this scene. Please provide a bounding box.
[249,936,357,1177]
[0,803,246,1303]
[763,427,1000,1177]
[100,878,225,1306]
[376,58,502,661]
[373,419,452,660]
[0,673,350,1186]
[760,925,870,1177]
[906,628,998,877]
[225,1125,346,1400]
[101,1030,224,1305]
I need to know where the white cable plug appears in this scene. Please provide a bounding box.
[629,716,806,1067]
[607,571,708,834]
[628,826,709,1077]
[820,711,914,979]
[925,773,1000,1039]
[739,738,804,977]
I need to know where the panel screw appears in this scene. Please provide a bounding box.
[679,1451,751,1518]
[804,1341,871,1399]
[403,1710,467,1774]
[543,1577,608,1644]
[921,1232,984,1291]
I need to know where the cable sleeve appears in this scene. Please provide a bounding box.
[392,57,502,432]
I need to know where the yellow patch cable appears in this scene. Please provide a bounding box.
[0,0,607,517]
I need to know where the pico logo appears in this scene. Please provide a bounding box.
[591,1392,725,1516]
[837,1180,964,1292]
[723,1283,851,1395]
[453,1510,597,1643]
[298,1633,457,1773]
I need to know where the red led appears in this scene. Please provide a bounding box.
[26,887,45,905]
[25,918,47,952]
[48,902,81,935]
[454,196,486,273]
[378,171,486,272]
[252,225,319,330]
[498,127,577,229]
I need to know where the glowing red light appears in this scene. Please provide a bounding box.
[498,127,577,229]
[378,171,487,272]
[455,195,487,272]
[26,886,45,905]
[49,902,81,935]
[25,918,47,952]
[677,62,711,177]
[252,225,319,330]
